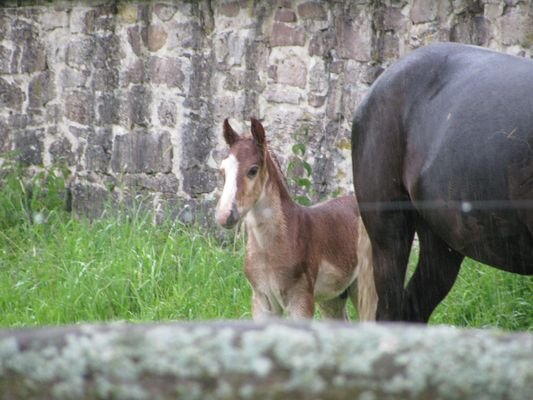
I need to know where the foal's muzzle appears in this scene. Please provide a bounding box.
[216,205,240,229]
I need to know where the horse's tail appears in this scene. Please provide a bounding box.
[356,218,377,321]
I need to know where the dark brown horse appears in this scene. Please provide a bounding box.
[352,43,533,322]
[216,118,376,320]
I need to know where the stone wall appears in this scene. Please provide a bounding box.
[1,0,533,224]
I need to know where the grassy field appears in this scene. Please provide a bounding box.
[0,165,531,330]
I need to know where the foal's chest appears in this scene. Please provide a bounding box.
[245,250,294,307]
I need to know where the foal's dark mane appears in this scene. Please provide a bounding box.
[264,142,292,202]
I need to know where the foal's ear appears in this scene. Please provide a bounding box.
[250,118,266,149]
[223,118,239,146]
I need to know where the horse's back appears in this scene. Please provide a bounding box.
[352,43,533,274]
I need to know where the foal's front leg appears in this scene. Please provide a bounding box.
[251,290,282,321]
[286,289,315,319]
[318,295,348,321]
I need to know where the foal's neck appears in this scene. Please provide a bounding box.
[245,151,295,248]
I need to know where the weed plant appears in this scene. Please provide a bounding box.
[0,161,531,330]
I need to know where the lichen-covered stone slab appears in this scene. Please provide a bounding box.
[0,321,531,399]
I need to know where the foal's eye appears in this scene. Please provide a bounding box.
[247,166,259,178]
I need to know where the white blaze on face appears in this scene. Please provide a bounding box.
[216,154,239,225]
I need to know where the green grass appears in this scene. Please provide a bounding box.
[0,211,251,327]
[0,162,531,330]
[430,258,532,329]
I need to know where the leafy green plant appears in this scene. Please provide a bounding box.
[286,127,316,206]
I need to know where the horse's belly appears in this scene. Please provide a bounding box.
[462,236,533,275]
[421,210,533,275]
[314,260,357,301]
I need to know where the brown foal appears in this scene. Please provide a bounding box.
[215,118,375,320]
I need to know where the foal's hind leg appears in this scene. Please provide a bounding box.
[318,293,349,320]
[403,219,464,322]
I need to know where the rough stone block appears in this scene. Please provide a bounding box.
[122,59,147,86]
[8,113,29,130]
[0,77,24,111]
[93,68,119,91]
[0,45,14,74]
[41,10,69,31]
[111,130,173,174]
[66,37,95,70]
[127,26,142,56]
[500,7,533,46]
[61,67,90,88]
[154,3,178,21]
[361,64,384,85]
[96,93,120,125]
[380,32,400,60]
[46,104,62,124]
[308,93,326,108]
[297,2,327,20]
[308,29,336,57]
[65,90,94,125]
[273,53,307,88]
[15,128,44,165]
[410,0,438,24]
[68,8,86,34]
[271,22,305,46]
[472,16,491,46]
[93,35,122,69]
[117,3,137,24]
[28,71,56,109]
[275,9,297,22]
[0,119,10,153]
[335,15,372,61]
[214,31,248,66]
[484,3,504,21]
[184,54,213,110]
[309,59,328,94]
[382,6,405,31]
[123,173,179,195]
[128,85,152,127]
[49,137,75,166]
[224,69,246,91]
[69,181,109,219]
[149,57,185,88]
[182,164,217,198]
[0,14,9,39]
[21,41,47,74]
[84,6,118,33]
[69,126,93,139]
[10,19,47,73]
[158,100,177,127]
[86,128,112,172]
[180,118,217,197]
[219,2,241,18]
[168,21,202,49]
[141,24,168,52]
[265,86,301,104]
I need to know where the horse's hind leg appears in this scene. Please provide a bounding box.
[365,209,415,320]
[318,293,348,320]
[404,219,464,322]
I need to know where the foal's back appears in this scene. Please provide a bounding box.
[306,195,359,264]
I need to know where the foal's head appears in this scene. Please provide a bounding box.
[215,118,269,228]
